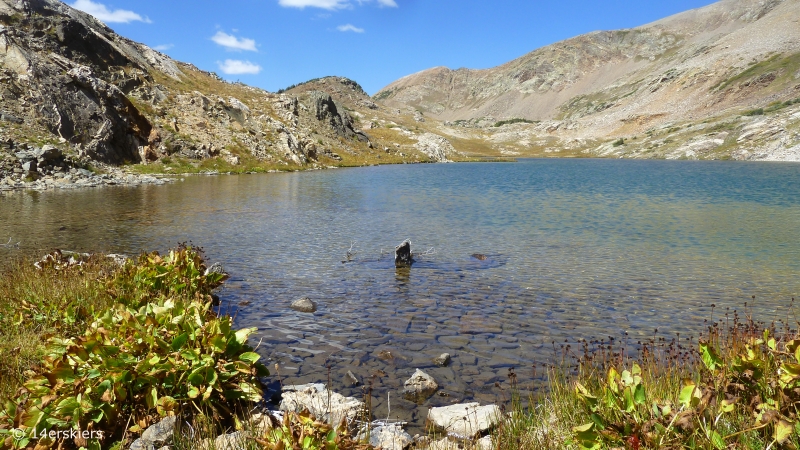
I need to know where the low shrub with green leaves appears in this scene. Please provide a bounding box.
[254,411,372,450]
[570,329,800,449]
[573,330,800,450]
[490,308,800,450]
[0,246,269,449]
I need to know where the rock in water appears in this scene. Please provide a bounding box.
[402,369,438,402]
[345,370,361,386]
[395,240,413,268]
[427,402,502,439]
[204,261,227,276]
[290,297,317,313]
[434,353,451,367]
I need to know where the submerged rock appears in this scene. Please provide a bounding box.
[434,353,452,367]
[402,369,438,402]
[290,297,317,313]
[345,370,361,386]
[427,402,502,439]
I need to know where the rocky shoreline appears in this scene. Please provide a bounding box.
[0,140,172,191]
[130,379,499,450]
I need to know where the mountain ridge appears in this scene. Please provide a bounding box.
[1,0,799,188]
[373,0,800,160]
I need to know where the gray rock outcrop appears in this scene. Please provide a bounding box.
[310,91,356,139]
[414,133,460,162]
[0,0,166,165]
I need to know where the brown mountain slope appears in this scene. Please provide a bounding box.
[375,0,800,160]
[0,0,456,190]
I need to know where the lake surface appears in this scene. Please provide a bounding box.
[2,159,800,430]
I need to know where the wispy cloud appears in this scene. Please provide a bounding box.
[279,0,397,9]
[218,59,262,75]
[153,44,173,51]
[70,0,151,24]
[279,0,349,10]
[211,31,258,52]
[337,24,364,33]
[376,0,397,6]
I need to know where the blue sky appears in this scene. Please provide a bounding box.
[70,0,717,95]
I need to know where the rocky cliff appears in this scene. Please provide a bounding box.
[0,0,464,190]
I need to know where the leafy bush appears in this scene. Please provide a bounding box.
[612,138,625,147]
[109,247,226,308]
[571,330,800,449]
[255,411,372,450]
[0,247,269,449]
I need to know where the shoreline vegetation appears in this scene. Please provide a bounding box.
[0,152,515,193]
[128,154,514,178]
[2,248,799,449]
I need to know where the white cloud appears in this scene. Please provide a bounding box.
[337,24,364,33]
[218,59,262,75]
[153,44,173,51]
[279,0,349,10]
[70,0,151,24]
[211,31,258,52]
[279,0,397,9]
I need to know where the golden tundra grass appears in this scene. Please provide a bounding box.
[0,254,119,400]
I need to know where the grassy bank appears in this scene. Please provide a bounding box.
[492,306,800,449]
[0,247,366,450]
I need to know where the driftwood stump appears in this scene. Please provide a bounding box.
[395,240,413,268]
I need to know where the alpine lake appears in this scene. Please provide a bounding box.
[2,158,800,433]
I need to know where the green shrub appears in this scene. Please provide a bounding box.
[0,247,269,449]
[612,138,625,147]
[743,108,765,116]
[254,410,371,450]
[571,330,800,449]
[493,118,534,127]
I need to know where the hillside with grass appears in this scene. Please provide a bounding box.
[375,0,800,161]
[0,0,476,192]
